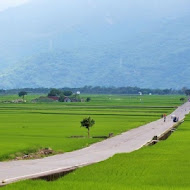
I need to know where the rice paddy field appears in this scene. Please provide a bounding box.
[3,105,190,190]
[0,94,183,161]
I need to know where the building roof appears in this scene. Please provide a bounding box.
[48,96,59,101]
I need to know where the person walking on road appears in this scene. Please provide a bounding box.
[163,114,167,122]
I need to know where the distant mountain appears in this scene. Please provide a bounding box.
[0,0,190,89]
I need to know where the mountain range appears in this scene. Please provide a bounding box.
[0,0,190,89]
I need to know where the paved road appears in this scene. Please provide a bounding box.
[0,102,190,185]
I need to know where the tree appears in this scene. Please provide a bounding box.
[59,95,65,102]
[80,117,95,138]
[185,89,190,96]
[18,91,27,100]
[180,97,185,102]
[86,97,91,102]
[63,91,73,96]
[48,88,62,97]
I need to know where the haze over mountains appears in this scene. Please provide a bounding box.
[0,0,190,89]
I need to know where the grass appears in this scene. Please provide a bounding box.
[0,94,184,161]
[4,114,190,190]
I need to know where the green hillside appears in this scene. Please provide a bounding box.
[0,0,190,89]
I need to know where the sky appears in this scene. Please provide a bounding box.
[0,0,190,16]
[0,0,30,12]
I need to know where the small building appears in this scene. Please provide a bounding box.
[48,96,59,101]
[76,91,81,95]
[64,97,71,102]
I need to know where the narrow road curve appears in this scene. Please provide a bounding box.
[0,102,190,186]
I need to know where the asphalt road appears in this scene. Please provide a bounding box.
[0,102,190,186]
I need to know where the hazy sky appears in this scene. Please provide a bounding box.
[0,0,190,16]
[0,0,30,12]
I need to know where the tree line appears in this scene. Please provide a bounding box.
[0,86,190,95]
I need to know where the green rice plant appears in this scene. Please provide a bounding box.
[0,95,179,161]
[4,115,190,190]
[0,94,183,162]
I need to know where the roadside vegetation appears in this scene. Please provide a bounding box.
[4,114,190,190]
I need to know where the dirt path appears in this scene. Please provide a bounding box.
[0,102,190,186]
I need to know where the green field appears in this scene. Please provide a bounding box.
[0,94,184,161]
[4,112,190,190]
[0,94,184,106]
